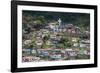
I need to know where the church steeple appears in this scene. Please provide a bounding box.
[58,18,61,26]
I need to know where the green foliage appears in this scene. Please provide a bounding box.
[35,16,46,23]
[56,43,65,49]
[41,42,50,49]
[43,35,50,42]
[56,37,72,48]
[23,10,90,27]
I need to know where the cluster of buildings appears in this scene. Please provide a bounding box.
[22,18,90,62]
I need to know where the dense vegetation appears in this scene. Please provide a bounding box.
[22,10,90,30]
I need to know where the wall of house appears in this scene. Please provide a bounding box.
[0,0,99,73]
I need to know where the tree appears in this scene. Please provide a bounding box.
[77,38,80,49]
[56,37,72,49]
[56,43,65,49]
[41,35,50,49]
[43,35,49,42]
[41,42,50,49]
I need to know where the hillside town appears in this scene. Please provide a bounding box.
[22,17,90,62]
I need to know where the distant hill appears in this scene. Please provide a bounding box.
[22,10,90,30]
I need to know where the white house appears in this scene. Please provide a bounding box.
[35,40,43,45]
[65,49,77,56]
[24,40,32,45]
